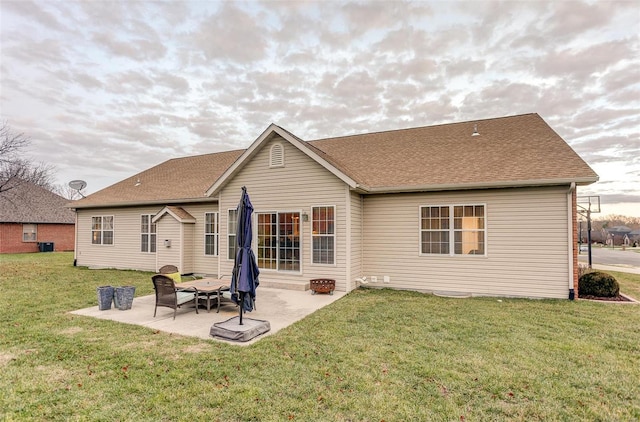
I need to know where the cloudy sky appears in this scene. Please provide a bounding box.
[1,0,638,216]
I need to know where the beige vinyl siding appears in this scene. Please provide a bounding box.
[349,190,364,291]
[181,222,195,274]
[181,204,219,275]
[218,135,349,291]
[75,206,163,271]
[362,186,570,299]
[156,216,181,271]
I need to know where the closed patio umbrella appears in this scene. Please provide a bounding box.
[230,186,260,325]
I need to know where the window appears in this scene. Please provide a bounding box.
[228,209,237,260]
[140,215,156,253]
[420,206,450,254]
[312,206,335,264]
[256,212,301,271]
[454,205,485,255]
[92,216,114,245]
[23,224,37,242]
[205,212,219,256]
[420,205,485,255]
[270,143,284,167]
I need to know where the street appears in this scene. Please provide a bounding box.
[578,246,640,267]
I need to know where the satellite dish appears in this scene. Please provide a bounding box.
[68,180,87,190]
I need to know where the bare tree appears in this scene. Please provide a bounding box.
[55,183,85,200]
[0,120,57,195]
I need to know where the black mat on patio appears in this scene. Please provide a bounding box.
[210,317,271,342]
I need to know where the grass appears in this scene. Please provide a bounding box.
[1,252,639,421]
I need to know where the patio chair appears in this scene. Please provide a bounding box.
[152,274,199,320]
[208,274,237,313]
[158,264,198,283]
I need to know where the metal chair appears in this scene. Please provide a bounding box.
[151,274,199,320]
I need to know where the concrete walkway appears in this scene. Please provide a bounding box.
[71,287,345,345]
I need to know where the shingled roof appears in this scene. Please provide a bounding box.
[72,113,598,208]
[73,149,243,208]
[0,178,75,224]
[309,113,597,191]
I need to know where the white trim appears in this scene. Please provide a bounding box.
[345,187,352,291]
[179,221,184,273]
[22,223,37,242]
[309,204,337,267]
[254,209,303,274]
[418,204,487,257]
[152,206,196,224]
[227,208,238,261]
[140,214,157,254]
[205,124,358,196]
[269,142,285,168]
[204,211,219,257]
[567,183,576,292]
[91,215,115,246]
[367,177,598,194]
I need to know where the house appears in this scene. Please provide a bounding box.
[70,113,598,299]
[606,226,632,246]
[0,178,76,253]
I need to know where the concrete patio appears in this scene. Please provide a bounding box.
[71,287,345,345]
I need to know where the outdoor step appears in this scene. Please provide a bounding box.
[259,279,310,291]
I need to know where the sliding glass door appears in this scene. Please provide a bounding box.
[256,212,300,272]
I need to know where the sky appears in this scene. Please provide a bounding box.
[1,0,638,217]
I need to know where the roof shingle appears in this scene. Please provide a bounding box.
[72,114,598,208]
[0,179,76,224]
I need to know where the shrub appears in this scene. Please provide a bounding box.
[579,272,620,297]
[578,264,593,280]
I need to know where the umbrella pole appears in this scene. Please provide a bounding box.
[239,292,244,325]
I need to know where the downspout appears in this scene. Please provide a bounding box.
[73,210,78,266]
[345,186,352,292]
[567,182,576,300]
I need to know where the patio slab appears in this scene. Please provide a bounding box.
[71,287,345,345]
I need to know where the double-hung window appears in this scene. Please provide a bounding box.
[312,206,335,265]
[92,216,114,245]
[141,215,156,253]
[205,212,219,256]
[228,209,237,260]
[23,224,37,242]
[420,205,485,255]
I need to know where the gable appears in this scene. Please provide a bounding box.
[152,206,196,224]
[228,135,350,193]
[206,124,358,196]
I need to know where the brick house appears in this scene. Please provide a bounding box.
[0,178,75,253]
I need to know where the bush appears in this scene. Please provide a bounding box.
[579,272,620,297]
[578,264,593,280]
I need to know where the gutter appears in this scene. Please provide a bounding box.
[360,177,598,194]
[567,182,576,300]
[69,196,219,210]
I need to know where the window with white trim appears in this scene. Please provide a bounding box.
[420,205,485,255]
[270,143,284,167]
[140,215,156,253]
[312,206,335,264]
[228,209,237,260]
[92,216,114,245]
[205,212,219,256]
[23,224,37,242]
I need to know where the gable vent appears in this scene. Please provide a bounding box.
[270,143,284,168]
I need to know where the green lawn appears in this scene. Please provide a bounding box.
[1,253,639,421]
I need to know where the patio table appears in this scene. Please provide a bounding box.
[178,278,230,312]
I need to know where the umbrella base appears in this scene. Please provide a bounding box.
[210,317,270,342]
